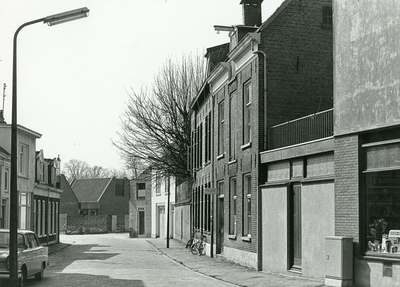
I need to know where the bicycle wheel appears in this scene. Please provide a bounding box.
[191,243,199,255]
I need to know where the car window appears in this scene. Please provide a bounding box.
[17,234,25,249]
[0,232,9,247]
[27,234,39,248]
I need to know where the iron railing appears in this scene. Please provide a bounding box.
[268,109,333,150]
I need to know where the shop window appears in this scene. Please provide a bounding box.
[365,170,400,254]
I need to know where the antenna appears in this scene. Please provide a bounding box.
[2,83,6,114]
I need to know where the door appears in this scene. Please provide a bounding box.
[138,209,145,235]
[216,198,224,254]
[290,183,302,269]
[158,206,165,238]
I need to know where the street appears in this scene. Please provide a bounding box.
[23,233,234,287]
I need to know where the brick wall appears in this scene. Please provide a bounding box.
[334,135,360,246]
[259,0,333,129]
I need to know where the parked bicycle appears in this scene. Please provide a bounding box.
[190,234,206,256]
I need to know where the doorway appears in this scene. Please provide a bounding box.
[157,205,165,238]
[138,208,145,235]
[216,198,224,254]
[289,183,302,270]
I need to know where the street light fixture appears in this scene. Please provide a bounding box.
[10,7,89,287]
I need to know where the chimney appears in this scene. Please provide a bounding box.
[240,0,263,26]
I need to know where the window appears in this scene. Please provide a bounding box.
[20,193,30,230]
[40,162,45,182]
[137,182,146,198]
[229,92,237,161]
[322,6,332,28]
[19,144,29,177]
[155,171,161,195]
[243,81,252,145]
[218,181,224,197]
[229,177,237,235]
[243,174,252,237]
[205,113,211,163]
[4,168,9,193]
[218,101,225,156]
[365,170,400,254]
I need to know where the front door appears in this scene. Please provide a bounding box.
[138,209,145,235]
[216,198,224,254]
[158,206,165,238]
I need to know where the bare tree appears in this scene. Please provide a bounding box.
[62,159,130,182]
[62,159,90,182]
[114,54,205,178]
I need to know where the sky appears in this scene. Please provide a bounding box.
[0,0,284,172]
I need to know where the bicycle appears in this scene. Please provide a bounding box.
[190,234,206,256]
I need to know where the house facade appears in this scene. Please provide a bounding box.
[150,170,175,239]
[129,169,152,238]
[333,1,400,286]
[33,150,62,244]
[0,121,63,244]
[190,0,333,279]
[0,145,10,229]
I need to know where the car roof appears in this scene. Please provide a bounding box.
[0,229,35,235]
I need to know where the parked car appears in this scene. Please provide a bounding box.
[0,229,48,286]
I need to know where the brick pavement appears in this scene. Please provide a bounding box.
[147,238,326,287]
[49,236,327,287]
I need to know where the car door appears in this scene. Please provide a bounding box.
[27,234,41,275]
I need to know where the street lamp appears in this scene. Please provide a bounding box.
[10,7,89,286]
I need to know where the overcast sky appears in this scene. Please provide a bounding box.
[0,0,284,172]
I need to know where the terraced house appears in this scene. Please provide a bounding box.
[190,0,333,281]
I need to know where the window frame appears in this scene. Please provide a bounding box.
[218,101,225,156]
[19,143,29,177]
[243,81,252,145]
[243,174,252,237]
[229,92,237,161]
[229,177,237,235]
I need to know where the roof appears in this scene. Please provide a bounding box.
[0,145,9,156]
[71,178,113,202]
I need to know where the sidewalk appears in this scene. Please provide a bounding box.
[147,238,326,287]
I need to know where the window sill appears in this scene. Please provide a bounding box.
[241,236,251,242]
[363,252,400,262]
[216,154,225,160]
[228,234,237,240]
[241,142,251,150]
[137,197,146,200]
[228,159,237,165]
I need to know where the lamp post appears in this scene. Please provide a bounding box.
[10,7,89,286]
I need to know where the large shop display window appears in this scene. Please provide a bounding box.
[366,170,400,255]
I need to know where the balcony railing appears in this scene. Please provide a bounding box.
[268,109,333,150]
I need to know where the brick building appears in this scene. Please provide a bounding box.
[333,1,400,286]
[190,0,333,278]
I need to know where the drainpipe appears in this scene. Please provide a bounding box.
[210,83,214,258]
[253,50,267,271]
[253,50,267,150]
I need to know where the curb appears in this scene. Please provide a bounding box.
[146,240,242,287]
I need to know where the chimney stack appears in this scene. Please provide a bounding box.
[240,0,263,27]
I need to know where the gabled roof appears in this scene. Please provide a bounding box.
[71,178,113,202]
